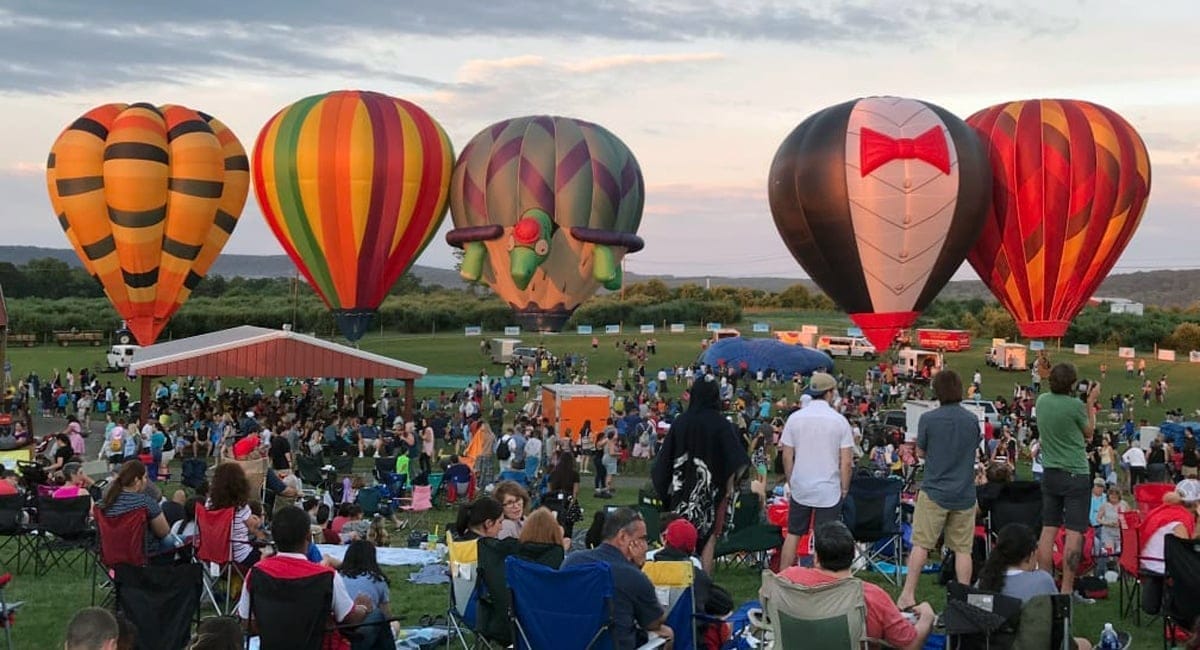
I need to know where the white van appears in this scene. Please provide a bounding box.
[897,348,943,379]
[489,338,523,364]
[106,344,140,371]
[817,335,877,359]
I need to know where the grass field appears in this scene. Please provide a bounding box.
[4,317,1198,648]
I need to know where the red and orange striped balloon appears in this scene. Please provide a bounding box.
[47,103,249,345]
[966,99,1151,338]
[252,90,453,341]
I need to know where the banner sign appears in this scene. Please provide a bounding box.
[800,324,819,334]
[605,324,621,334]
[1029,340,1045,351]
[846,327,863,337]
[1189,351,1200,363]
[504,326,520,336]
[670,323,686,333]
[1118,347,1136,359]
[1157,349,1176,362]
[639,324,654,334]
[752,323,770,333]
[1073,344,1090,355]
[577,325,593,335]
[464,326,482,336]
[706,322,722,332]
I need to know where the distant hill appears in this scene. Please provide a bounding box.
[2,245,1196,308]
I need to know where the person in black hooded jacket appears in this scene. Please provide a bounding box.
[652,373,750,573]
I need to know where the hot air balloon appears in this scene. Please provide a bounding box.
[966,99,1151,338]
[46,103,250,345]
[768,96,992,351]
[252,90,453,341]
[446,116,645,331]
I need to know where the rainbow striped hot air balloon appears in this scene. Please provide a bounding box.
[252,90,453,341]
[47,103,250,345]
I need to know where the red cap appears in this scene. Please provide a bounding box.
[664,518,698,554]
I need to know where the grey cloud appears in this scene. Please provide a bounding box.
[0,0,1056,93]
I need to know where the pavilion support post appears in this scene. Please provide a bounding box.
[336,378,345,412]
[139,375,152,424]
[404,378,415,423]
[364,378,375,410]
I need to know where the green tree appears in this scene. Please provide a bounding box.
[1167,322,1200,352]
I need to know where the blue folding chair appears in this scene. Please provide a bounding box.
[505,556,614,650]
[497,469,529,489]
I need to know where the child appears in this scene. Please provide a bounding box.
[1095,487,1128,556]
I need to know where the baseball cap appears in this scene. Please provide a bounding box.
[805,372,837,397]
[1176,479,1200,504]
[1093,477,1106,488]
[664,518,698,554]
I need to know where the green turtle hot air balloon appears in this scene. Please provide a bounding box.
[447,116,645,331]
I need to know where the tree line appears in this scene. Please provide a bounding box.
[1,258,1197,350]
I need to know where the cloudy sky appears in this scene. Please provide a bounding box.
[2,0,1198,279]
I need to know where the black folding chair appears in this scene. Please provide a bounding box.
[32,495,95,576]
[0,495,32,574]
[843,474,904,585]
[1163,536,1200,650]
[942,582,1023,650]
[114,563,203,650]
[982,481,1043,550]
[246,569,399,650]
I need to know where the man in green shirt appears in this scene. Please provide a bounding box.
[1034,363,1099,604]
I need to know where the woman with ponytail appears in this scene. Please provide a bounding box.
[100,460,178,557]
[453,496,503,541]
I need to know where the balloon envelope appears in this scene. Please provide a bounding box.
[966,99,1151,338]
[47,103,249,345]
[447,116,644,331]
[252,90,453,341]
[701,337,835,377]
[768,96,992,351]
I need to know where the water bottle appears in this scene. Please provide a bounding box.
[1099,623,1119,650]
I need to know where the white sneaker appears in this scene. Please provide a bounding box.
[1071,592,1095,605]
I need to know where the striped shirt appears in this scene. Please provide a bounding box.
[103,490,161,556]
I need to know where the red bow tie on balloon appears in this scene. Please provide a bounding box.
[859,126,951,177]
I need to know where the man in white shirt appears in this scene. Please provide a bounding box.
[1122,444,1147,487]
[778,373,854,570]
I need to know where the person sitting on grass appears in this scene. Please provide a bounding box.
[338,540,396,650]
[443,455,472,499]
[976,523,1094,650]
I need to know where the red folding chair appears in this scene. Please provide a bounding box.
[1133,483,1174,515]
[0,573,21,650]
[1116,509,1159,625]
[92,506,147,607]
[194,504,245,615]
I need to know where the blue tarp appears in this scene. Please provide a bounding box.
[700,337,834,377]
[1158,421,1197,447]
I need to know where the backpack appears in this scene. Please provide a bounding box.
[110,429,124,452]
[496,437,512,461]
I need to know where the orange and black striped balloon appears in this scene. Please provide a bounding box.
[966,100,1151,338]
[47,103,250,345]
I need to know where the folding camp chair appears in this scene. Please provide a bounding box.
[505,556,615,650]
[246,567,398,650]
[475,537,565,646]
[942,581,1023,650]
[220,456,267,501]
[1012,594,1073,650]
[0,573,22,650]
[395,484,433,530]
[755,569,870,649]
[355,485,388,517]
[843,474,904,585]
[0,495,32,574]
[194,504,249,615]
[329,454,355,476]
[446,532,480,649]
[643,560,697,650]
[428,471,446,506]
[714,490,782,570]
[1163,536,1200,650]
[295,454,324,490]
[498,469,529,488]
[113,563,203,650]
[32,494,95,576]
[1133,483,1174,515]
[1117,510,1146,623]
[983,481,1043,550]
[181,458,208,491]
[91,506,148,606]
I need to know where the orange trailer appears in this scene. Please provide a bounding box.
[541,384,614,443]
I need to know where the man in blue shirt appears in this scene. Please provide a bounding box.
[561,508,673,649]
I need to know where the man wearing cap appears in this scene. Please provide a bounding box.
[778,372,854,570]
[648,518,732,620]
[1138,478,1200,614]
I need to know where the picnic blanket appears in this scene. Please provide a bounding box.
[316,544,440,566]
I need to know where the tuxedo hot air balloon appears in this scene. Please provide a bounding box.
[447,116,645,331]
[46,103,249,345]
[253,91,453,341]
[768,96,992,351]
[966,99,1151,338]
